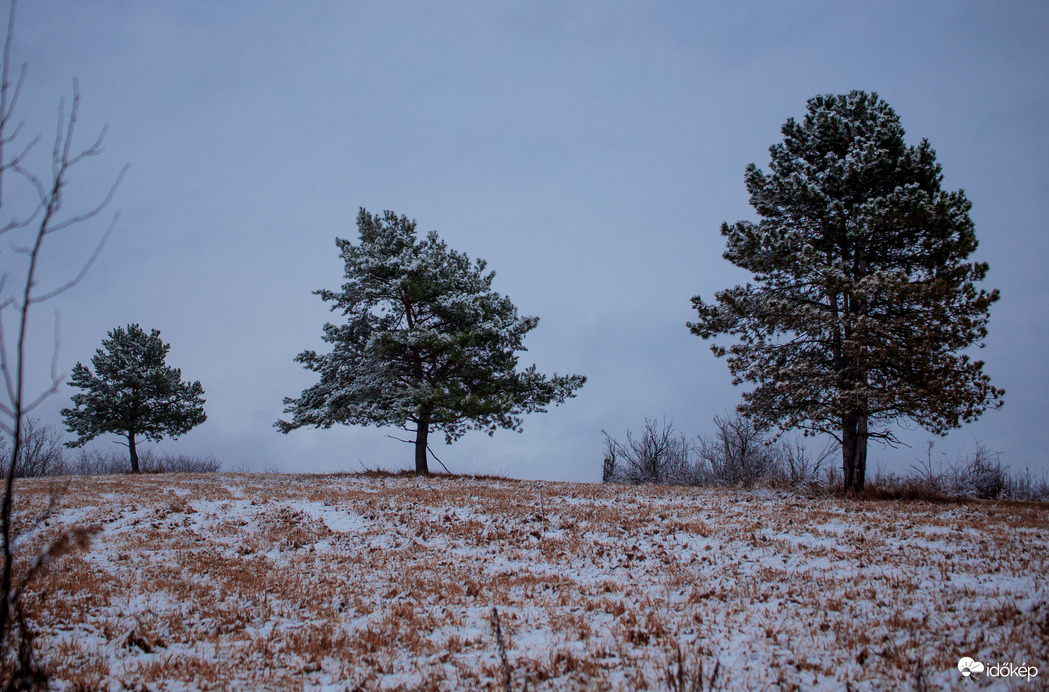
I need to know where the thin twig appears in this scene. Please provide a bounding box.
[425,444,452,474]
[538,482,545,530]
[490,607,511,692]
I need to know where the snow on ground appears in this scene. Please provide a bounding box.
[9,472,1048,689]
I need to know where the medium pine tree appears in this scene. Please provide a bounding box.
[61,325,206,473]
[277,208,585,474]
[689,91,1003,491]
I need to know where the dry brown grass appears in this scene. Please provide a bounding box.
[5,472,1047,689]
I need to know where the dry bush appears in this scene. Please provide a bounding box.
[1004,466,1049,502]
[602,418,699,485]
[143,453,221,474]
[0,419,66,478]
[778,435,834,488]
[697,413,781,487]
[899,441,1041,502]
[944,441,1006,499]
[65,447,220,475]
[604,414,835,490]
[65,448,129,476]
[604,414,1045,504]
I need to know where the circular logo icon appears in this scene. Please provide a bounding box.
[958,657,985,681]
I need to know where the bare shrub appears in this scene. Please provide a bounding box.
[1004,467,1049,502]
[779,436,834,487]
[909,441,946,495]
[860,440,1049,503]
[602,418,699,486]
[909,441,1011,500]
[602,416,1042,503]
[602,415,839,489]
[0,0,126,679]
[0,419,65,477]
[697,413,780,487]
[861,467,951,502]
[821,463,842,489]
[67,447,220,475]
[946,442,1006,499]
[66,448,128,476]
[144,453,221,474]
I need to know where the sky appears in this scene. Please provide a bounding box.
[3,1,1047,482]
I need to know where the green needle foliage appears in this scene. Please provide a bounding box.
[61,324,206,473]
[278,209,585,474]
[689,92,1003,491]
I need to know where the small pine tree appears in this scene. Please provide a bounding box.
[277,208,585,473]
[689,91,1003,491]
[61,325,206,473]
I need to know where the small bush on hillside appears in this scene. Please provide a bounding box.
[779,437,835,488]
[909,441,1014,500]
[602,418,698,485]
[947,442,1007,499]
[66,448,128,475]
[146,454,221,474]
[603,414,822,488]
[0,419,67,477]
[697,414,781,487]
[67,447,221,475]
[601,419,1046,502]
[1003,467,1049,502]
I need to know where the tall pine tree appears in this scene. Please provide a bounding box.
[689,92,1003,491]
[62,325,206,472]
[277,208,585,474]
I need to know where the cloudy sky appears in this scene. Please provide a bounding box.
[6,1,1047,481]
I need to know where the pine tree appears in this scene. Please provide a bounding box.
[61,325,206,473]
[277,208,585,474]
[689,91,1003,491]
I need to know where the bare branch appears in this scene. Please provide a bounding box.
[0,0,124,663]
[29,208,121,304]
[21,317,63,414]
[0,307,14,406]
[40,164,127,236]
[425,444,452,474]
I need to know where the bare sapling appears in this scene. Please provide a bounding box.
[0,0,125,682]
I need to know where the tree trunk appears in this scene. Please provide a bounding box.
[414,405,432,475]
[128,432,140,474]
[842,413,856,491]
[841,412,868,491]
[854,415,868,491]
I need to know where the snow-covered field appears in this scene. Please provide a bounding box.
[11,472,1047,689]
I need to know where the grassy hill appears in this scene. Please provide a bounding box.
[9,472,1047,689]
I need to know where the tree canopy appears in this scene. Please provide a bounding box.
[689,91,1003,491]
[61,324,206,473]
[277,208,585,474]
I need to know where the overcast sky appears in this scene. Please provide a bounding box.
[6,1,1047,481]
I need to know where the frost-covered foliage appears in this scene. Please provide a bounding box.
[904,441,1049,501]
[278,209,585,473]
[690,91,1003,492]
[61,325,207,474]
